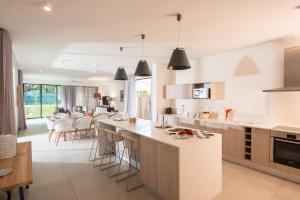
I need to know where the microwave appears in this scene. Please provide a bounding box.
[193,88,210,99]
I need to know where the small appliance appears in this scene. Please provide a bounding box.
[193,88,210,99]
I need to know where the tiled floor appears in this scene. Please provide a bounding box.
[1,119,299,200]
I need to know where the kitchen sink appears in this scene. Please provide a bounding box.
[155,125,172,129]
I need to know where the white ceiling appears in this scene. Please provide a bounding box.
[1,0,300,84]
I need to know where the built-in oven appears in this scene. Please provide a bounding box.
[192,88,210,99]
[270,130,300,169]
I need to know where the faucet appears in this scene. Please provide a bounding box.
[181,104,185,114]
[162,114,167,128]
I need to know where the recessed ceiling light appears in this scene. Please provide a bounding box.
[43,2,52,12]
[39,70,43,73]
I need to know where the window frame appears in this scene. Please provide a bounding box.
[23,83,61,119]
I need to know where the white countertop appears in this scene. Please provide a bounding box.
[165,114,277,129]
[98,118,220,148]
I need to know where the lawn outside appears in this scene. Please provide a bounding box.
[25,104,56,118]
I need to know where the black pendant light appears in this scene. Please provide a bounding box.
[114,47,128,80]
[134,34,152,76]
[114,67,128,80]
[167,13,191,70]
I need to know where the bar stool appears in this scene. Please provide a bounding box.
[116,132,143,191]
[99,129,123,172]
[88,126,107,167]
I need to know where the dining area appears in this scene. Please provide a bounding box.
[44,112,112,146]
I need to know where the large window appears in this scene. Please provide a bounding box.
[24,84,61,118]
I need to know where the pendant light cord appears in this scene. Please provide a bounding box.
[177,13,181,48]
[141,34,145,60]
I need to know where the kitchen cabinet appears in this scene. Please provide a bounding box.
[157,143,179,200]
[251,128,270,167]
[140,137,157,192]
[222,125,244,159]
[165,84,193,99]
[165,82,225,100]
[194,120,206,130]
[205,121,223,134]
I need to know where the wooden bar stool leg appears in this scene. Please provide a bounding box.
[56,132,61,146]
[48,129,53,142]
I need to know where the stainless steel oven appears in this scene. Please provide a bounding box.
[270,130,300,169]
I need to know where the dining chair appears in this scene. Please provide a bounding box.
[53,118,74,146]
[72,116,93,142]
[44,117,55,142]
[54,112,69,119]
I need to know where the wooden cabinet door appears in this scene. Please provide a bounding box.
[252,128,270,167]
[157,143,179,200]
[205,122,223,134]
[222,125,244,159]
[140,137,157,191]
[194,120,206,131]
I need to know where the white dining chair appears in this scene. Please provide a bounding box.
[54,112,69,119]
[72,116,93,142]
[91,114,110,129]
[53,118,74,146]
[44,117,55,142]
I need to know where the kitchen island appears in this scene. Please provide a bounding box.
[98,118,222,200]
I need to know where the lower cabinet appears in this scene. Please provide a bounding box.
[251,128,270,167]
[194,120,206,130]
[205,122,223,134]
[140,137,179,200]
[140,137,157,192]
[157,143,179,200]
[222,125,244,159]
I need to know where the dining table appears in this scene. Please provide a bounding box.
[0,142,32,200]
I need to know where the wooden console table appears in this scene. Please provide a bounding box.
[0,142,33,200]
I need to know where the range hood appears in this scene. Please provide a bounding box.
[263,47,300,92]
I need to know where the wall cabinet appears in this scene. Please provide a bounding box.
[222,125,244,159]
[165,84,193,99]
[164,82,224,100]
[251,128,270,167]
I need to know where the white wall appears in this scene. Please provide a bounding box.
[98,83,124,111]
[175,41,300,126]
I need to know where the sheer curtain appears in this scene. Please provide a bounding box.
[75,86,97,112]
[137,96,151,120]
[61,86,76,111]
[124,74,136,116]
[0,28,16,135]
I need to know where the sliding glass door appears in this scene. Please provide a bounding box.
[24,84,41,118]
[42,85,58,117]
[24,83,61,118]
